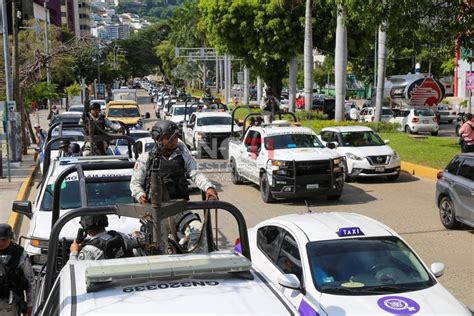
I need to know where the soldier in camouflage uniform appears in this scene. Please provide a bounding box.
[130,120,218,253]
[0,224,35,316]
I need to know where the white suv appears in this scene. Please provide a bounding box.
[320,126,401,181]
[390,107,439,135]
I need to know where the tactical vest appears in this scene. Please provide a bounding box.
[0,244,29,299]
[263,97,276,112]
[158,154,189,201]
[83,231,133,259]
[85,113,106,137]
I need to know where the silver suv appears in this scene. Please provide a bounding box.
[436,153,474,229]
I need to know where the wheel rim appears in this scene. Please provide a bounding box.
[440,199,453,225]
[405,126,410,133]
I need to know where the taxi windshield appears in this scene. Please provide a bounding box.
[306,237,435,295]
[264,134,324,150]
[340,131,385,147]
[108,107,140,117]
[40,179,134,211]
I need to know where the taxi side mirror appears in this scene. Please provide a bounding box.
[278,274,301,290]
[12,201,32,219]
[431,262,445,278]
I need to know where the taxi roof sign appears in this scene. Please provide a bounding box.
[337,227,364,237]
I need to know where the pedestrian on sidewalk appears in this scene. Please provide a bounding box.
[459,113,474,153]
[232,94,239,107]
[31,102,38,114]
[33,124,47,150]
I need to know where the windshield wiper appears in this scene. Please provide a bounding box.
[362,285,419,293]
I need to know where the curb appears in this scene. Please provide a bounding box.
[8,160,39,232]
[401,161,439,181]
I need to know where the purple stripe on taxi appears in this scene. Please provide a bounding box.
[298,299,319,316]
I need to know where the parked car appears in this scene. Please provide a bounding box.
[389,108,439,136]
[245,212,471,316]
[312,97,336,119]
[436,153,474,229]
[359,107,394,123]
[434,104,457,124]
[320,126,401,181]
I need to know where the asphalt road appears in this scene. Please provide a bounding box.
[23,90,473,311]
[138,89,473,310]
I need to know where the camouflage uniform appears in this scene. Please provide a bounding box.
[130,141,215,253]
[0,245,35,316]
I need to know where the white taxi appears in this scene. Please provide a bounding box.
[320,126,401,181]
[246,212,471,315]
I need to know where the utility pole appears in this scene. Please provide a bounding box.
[44,0,51,111]
[1,0,12,180]
[12,0,25,157]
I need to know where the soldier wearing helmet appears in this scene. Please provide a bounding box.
[201,87,214,104]
[69,215,143,261]
[130,120,218,253]
[57,139,71,158]
[260,86,280,124]
[0,224,35,316]
[80,102,123,156]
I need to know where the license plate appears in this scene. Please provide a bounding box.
[375,167,385,172]
[307,184,319,189]
[422,120,429,124]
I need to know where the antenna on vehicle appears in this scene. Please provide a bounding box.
[304,200,312,213]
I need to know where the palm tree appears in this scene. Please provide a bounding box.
[304,0,313,111]
[334,4,347,122]
[374,22,387,122]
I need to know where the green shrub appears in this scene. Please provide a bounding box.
[365,122,401,133]
[294,110,328,121]
[302,119,401,134]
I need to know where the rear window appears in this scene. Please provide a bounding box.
[414,108,434,117]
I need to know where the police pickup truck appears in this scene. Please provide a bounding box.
[228,115,345,203]
[28,201,299,315]
[13,156,141,270]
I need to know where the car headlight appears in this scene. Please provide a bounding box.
[392,151,400,160]
[197,132,206,140]
[270,160,291,175]
[346,152,364,161]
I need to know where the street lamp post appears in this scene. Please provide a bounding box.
[44,0,51,111]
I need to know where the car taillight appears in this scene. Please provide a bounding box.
[412,117,419,123]
[437,171,443,180]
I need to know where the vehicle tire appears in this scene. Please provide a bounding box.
[344,174,355,182]
[404,125,412,134]
[439,196,461,229]
[455,125,460,137]
[231,160,243,185]
[260,174,276,203]
[386,173,399,181]
[327,192,342,200]
[431,131,438,136]
[448,119,453,124]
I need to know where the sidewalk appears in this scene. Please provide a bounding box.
[0,108,51,225]
[0,147,37,224]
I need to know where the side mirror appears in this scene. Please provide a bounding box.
[430,262,445,278]
[278,274,301,290]
[12,201,32,219]
[384,139,390,145]
[326,142,338,149]
[145,113,151,119]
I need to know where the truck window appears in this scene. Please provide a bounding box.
[320,131,333,142]
[40,179,134,211]
[264,134,323,150]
